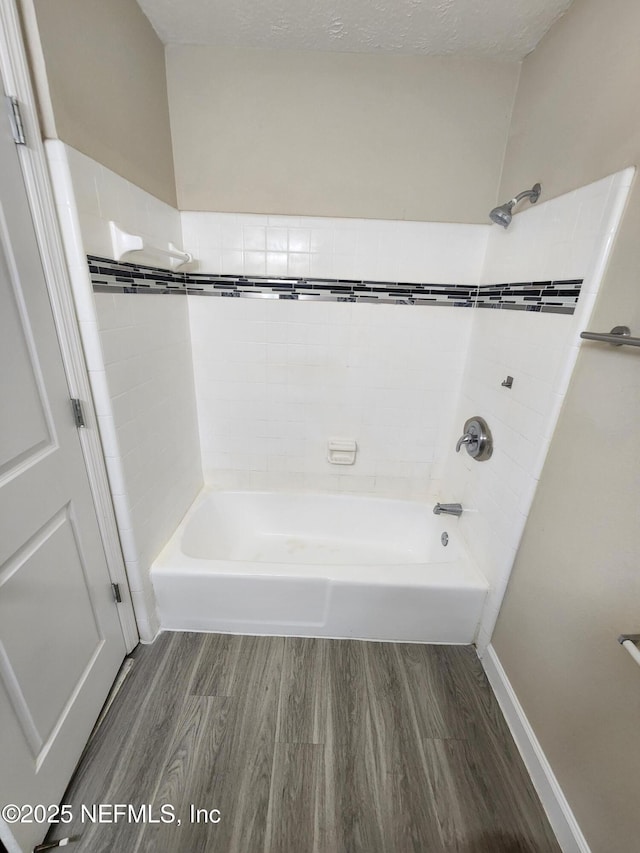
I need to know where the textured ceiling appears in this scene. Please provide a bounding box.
[136,0,574,61]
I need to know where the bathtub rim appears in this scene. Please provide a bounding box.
[151,485,488,591]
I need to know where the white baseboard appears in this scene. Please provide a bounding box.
[480,644,590,853]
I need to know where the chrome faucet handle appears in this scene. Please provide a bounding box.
[456,433,472,453]
[455,416,493,461]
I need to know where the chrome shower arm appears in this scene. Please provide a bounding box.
[513,183,542,206]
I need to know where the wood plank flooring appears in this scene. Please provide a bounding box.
[46,634,560,852]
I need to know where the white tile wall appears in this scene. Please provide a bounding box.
[440,168,634,649]
[95,292,202,577]
[189,297,473,497]
[48,137,633,651]
[181,211,489,284]
[64,145,184,267]
[480,173,630,285]
[46,142,202,640]
[183,210,487,498]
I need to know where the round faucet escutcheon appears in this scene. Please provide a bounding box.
[455,416,493,461]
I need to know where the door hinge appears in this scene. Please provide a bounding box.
[6,96,26,145]
[71,397,86,428]
[111,582,122,604]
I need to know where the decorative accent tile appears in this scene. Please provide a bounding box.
[475,280,582,313]
[87,256,583,314]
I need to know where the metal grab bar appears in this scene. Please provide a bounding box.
[618,634,640,666]
[580,325,640,348]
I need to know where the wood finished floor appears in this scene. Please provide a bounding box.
[49,634,560,853]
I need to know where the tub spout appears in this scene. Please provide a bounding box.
[433,502,463,517]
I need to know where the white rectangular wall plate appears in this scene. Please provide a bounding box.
[327,439,357,465]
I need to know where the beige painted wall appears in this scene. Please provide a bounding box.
[492,1,640,850]
[31,0,176,206]
[166,46,520,222]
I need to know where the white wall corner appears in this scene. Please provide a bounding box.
[480,644,591,853]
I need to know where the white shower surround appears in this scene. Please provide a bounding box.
[180,210,487,283]
[180,171,633,645]
[447,168,634,648]
[189,298,473,498]
[183,210,484,498]
[46,142,632,644]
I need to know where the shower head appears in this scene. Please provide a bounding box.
[489,202,515,228]
[489,183,541,228]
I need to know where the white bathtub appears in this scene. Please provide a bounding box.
[151,489,488,643]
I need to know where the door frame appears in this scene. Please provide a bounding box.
[0,0,138,657]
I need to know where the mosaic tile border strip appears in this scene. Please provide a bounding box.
[88,256,582,314]
[475,280,582,314]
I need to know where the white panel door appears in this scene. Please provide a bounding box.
[0,89,127,852]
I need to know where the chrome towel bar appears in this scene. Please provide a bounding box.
[580,325,640,347]
[618,634,640,667]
